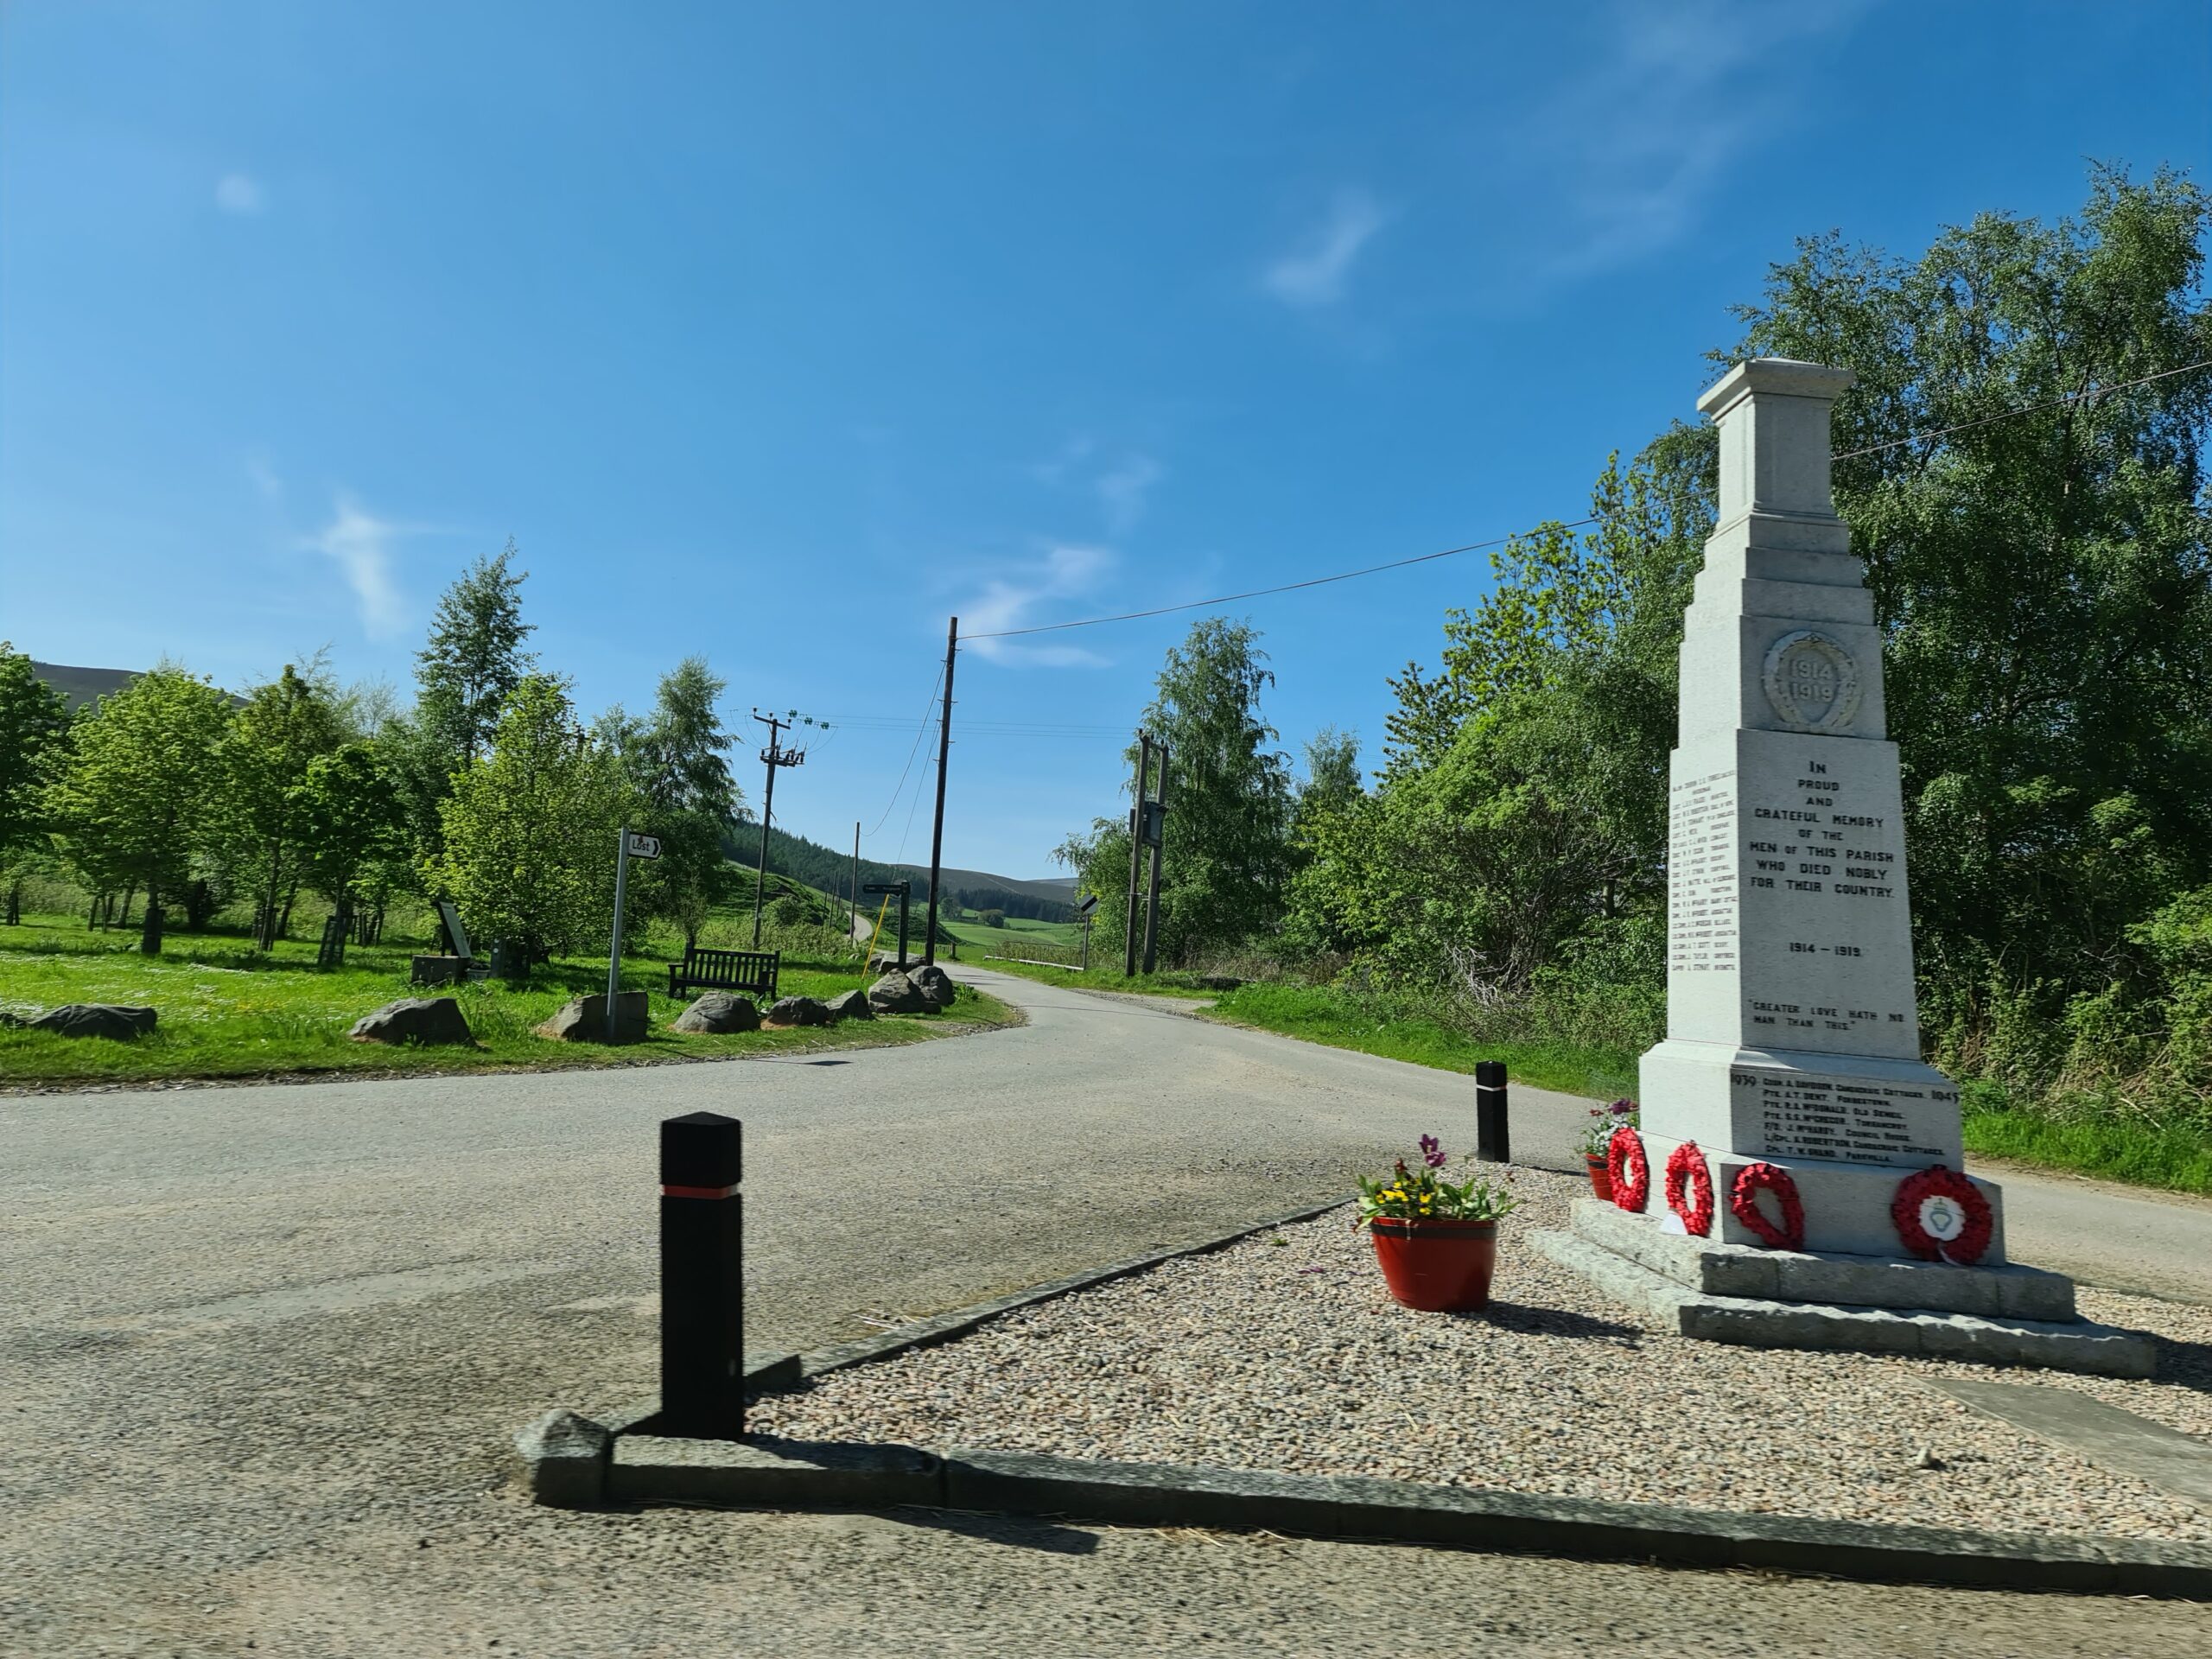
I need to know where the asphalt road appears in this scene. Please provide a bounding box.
[5,965,2209,1656]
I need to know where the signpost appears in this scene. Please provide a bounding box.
[863,880,912,969]
[607,826,661,1042]
[1076,892,1098,972]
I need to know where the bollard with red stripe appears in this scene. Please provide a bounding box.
[659,1110,745,1440]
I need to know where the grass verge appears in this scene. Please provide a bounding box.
[963,954,1217,1000]
[0,912,1018,1088]
[1961,1084,2212,1196]
[1199,981,1637,1100]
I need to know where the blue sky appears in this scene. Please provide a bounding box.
[3,1,2206,879]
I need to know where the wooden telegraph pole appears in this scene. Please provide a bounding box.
[923,617,957,967]
[1141,741,1168,974]
[749,711,807,946]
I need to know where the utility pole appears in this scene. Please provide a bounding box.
[1123,732,1150,976]
[749,710,808,946]
[923,617,957,967]
[1141,741,1168,975]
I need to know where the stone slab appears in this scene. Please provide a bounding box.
[608,1433,939,1508]
[1532,1229,2153,1378]
[1568,1198,2065,1319]
[1627,1132,2006,1261]
[1928,1379,2212,1510]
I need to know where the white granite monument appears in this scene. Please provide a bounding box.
[1535,359,2153,1377]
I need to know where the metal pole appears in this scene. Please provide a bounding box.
[924,617,957,967]
[751,715,781,947]
[1141,741,1167,975]
[1475,1059,1510,1164]
[851,821,861,933]
[1123,733,1148,976]
[606,826,630,1043]
[896,886,910,969]
[658,1111,745,1440]
[1079,918,1090,973]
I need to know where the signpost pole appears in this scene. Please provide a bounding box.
[1124,734,1149,976]
[1141,742,1167,975]
[607,825,632,1043]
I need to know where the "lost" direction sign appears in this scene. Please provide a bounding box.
[625,832,663,860]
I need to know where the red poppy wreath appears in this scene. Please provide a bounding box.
[1891,1166,1993,1265]
[1607,1127,1649,1212]
[1729,1161,1805,1251]
[1664,1140,1715,1236]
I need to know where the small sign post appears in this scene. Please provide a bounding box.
[862,880,912,969]
[607,827,662,1042]
[1076,892,1098,971]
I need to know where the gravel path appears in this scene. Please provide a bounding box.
[753,1166,2212,1542]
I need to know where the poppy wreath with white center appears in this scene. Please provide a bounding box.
[1663,1140,1715,1236]
[1729,1161,1805,1251]
[1607,1127,1649,1213]
[1891,1166,1993,1264]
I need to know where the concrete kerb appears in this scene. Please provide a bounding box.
[512,1192,2212,1597]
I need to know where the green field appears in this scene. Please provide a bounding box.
[0,887,1014,1086]
[936,908,1090,963]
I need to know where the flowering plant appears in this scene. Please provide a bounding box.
[1576,1098,1639,1159]
[1356,1135,1521,1225]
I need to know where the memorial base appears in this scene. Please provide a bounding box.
[1535,1200,2154,1379]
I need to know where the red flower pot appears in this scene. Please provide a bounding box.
[1585,1154,1614,1201]
[1367,1217,1498,1312]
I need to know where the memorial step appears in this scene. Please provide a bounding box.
[1532,1229,2154,1379]
[1567,1198,2069,1319]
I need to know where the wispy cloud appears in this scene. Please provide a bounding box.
[1095,454,1163,534]
[303,495,408,639]
[245,450,283,503]
[1263,188,1389,308]
[215,173,265,215]
[1532,0,1866,276]
[962,544,1116,668]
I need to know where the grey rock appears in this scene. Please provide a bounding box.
[762,995,833,1029]
[825,988,874,1022]
[866,971,931,1014]
[513,1409,609,1509]
[348,997,474,1046]
[536,992,650,1043]
[867,951,908,976]
[671,992,761,1034]
[910,963,957,1009]
[27,1003,158,1039]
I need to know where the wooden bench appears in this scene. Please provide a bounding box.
[667,946,780,1003]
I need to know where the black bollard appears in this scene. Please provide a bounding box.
[1474,1060,1510,1165]
[658,1110,745,1440]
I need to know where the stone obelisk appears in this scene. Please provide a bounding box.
[1633,358,1989,1255]
[1537,358,2153,1376]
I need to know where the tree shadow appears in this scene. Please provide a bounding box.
[878,1504,1101,1554]
[1468,1300,1645,1344]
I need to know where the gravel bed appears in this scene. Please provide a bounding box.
[750,1166,2212,1541]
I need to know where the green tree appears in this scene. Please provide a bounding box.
[429,676,638,966]
[220,664,347,948]
[1724,162,2212,1065]
[296,743,410,934]
[397,542,537,861]
[45,666,233,952]
[613,657,747,949]
[1058,619,1295,967]
[0,645,71,925]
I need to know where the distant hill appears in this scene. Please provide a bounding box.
[895,864,1077,921]
[30,662,138,712]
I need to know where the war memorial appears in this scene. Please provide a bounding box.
[1537,360,2156,1378]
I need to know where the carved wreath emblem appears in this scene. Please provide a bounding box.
[1762,630,1864,734]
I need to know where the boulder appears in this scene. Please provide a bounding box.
[824,988,874,1022]
[28,1003,157,1039]
[762,995,833,1029]
[348,997,474,1046]
[537,992,651,1043]
[867,951,907,976]
[910,963,958,1009]
[672,992,762,1034]
[866,971,931,1014]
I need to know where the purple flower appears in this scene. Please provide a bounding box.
[1420,1133,1446,1168]
[1610,1098,1637,1116]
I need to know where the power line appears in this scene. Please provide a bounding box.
[1831,359,2212,461]
[965,359,2212,643]
[864,665,944,837]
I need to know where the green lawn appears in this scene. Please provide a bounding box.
[963,953,1217,999]
[1961,1083,2212,1195]
[1200,981,1638,1101]
[0,910,1015,1086]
